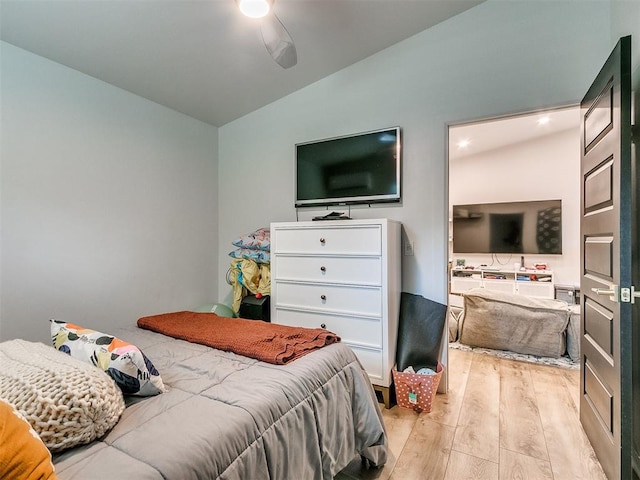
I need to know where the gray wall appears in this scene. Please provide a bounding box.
[2,0,638,344]
[217,0,612,305]
[0,42,219,344]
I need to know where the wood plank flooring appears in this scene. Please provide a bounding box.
[336,348,607,480]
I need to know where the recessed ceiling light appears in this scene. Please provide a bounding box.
[537,116,550,126]
[237,0,272,18]
[457,139,470,149]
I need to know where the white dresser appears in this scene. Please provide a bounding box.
[270,219,401,407]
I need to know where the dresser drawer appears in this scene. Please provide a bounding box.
[274,225,381,255]
[274,282,382,316]
[274,255,382,286]
[348,345,383,382]
[275,308,382,347]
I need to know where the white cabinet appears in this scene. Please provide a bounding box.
[450,268,555,299]
[271,219,401,406]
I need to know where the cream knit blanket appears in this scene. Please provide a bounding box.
[0,339,125,452]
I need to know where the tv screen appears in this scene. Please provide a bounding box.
[452,200,562,254]
[295,127,401,207]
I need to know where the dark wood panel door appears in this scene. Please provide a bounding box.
[580,35,634,480]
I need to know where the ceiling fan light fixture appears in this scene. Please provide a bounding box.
[238,0,273,18]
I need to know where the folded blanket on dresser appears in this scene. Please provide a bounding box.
[137,311,340,364]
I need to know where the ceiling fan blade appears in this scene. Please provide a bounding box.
[260,13,297,69]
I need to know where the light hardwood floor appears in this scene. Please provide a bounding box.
[337,348,607,480]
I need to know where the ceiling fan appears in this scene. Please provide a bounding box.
[236,0,298,69]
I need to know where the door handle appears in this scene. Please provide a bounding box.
[591,285,619,302]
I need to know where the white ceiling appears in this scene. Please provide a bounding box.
[448,106,581,161]
[0,0,485,127]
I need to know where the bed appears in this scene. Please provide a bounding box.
[46,323,387,480]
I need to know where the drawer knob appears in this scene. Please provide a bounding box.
[320,323,326,329]
[320,266,326,272]
[319,237,326,244]
[320,295,327,301]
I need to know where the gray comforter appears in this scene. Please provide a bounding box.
[53,327,387,479]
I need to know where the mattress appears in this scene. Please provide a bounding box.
[52,327,387,479]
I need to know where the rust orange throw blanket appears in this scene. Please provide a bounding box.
[137,311,340,365]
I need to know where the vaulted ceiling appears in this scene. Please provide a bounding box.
[1,0,485,126]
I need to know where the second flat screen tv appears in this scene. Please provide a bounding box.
[452,200,562,254]
[295,127,401,207]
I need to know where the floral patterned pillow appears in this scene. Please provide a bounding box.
[50,320,166,396]
[232,227,270,251]
[228,248,271,264]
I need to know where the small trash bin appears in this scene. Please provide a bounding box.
[393,362,444,413]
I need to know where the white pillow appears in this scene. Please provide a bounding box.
[0,339,125,452]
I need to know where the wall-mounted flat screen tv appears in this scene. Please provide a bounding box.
[452,200,562,254]
[295,127,401,207]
